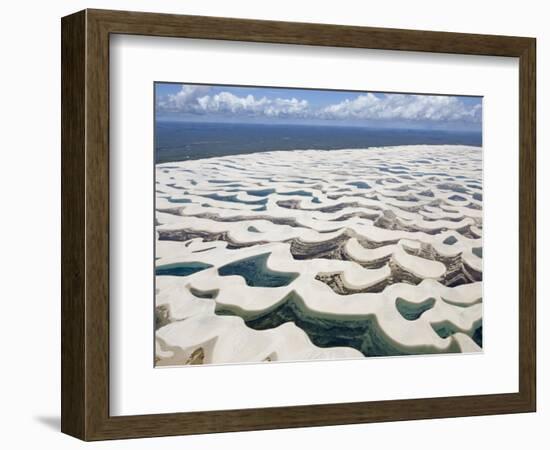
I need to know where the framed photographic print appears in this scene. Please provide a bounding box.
[61,9,536,440]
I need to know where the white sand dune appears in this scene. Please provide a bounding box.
[154,145,483,366]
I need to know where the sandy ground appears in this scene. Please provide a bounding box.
[154,146,483,366]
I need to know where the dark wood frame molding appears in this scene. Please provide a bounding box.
[61,9,536,441]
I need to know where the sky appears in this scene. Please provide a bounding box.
[155,83,482,131]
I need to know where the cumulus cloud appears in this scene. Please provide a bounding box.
[318,93,481,123]
[157,85,481,124]
[156,85,211,112]
[157,86,309,118]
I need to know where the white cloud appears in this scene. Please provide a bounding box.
[264,98,309,117]
[318,93,481,123]
[157,86,309,118]
[157,85,481,124]
[156,85,211,112]
[197,92,269,114]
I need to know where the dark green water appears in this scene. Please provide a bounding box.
[155,261,213,277]
[218,253,298,288]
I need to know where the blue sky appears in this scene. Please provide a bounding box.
[155,83,482,131]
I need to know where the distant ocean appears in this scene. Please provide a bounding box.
[155,121,482,163]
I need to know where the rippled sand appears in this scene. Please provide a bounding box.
[154,145,483,366]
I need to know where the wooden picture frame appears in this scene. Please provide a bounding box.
[61,9,536,441]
